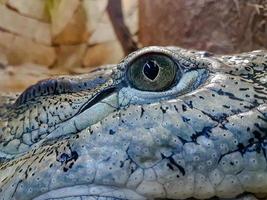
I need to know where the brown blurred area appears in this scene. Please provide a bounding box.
[139,0,267,54]
[0,0,266,92]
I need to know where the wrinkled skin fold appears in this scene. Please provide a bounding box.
[0,46,267,200]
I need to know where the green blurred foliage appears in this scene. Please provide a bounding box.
[0,0,8,4]
[45,0,62,21]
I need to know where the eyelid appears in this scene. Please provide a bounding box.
[123,46,205,73]
[123,47,176,67]
[119,69,208,106]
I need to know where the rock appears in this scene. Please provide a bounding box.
[0,64,62,93]
[55,44,87,71]
[52,3,90,45]
[49,0,90,45]
[88,12,117,44]
[87,0,138,45]
[0,31,56,66]
[139,0,267,54]
[7,0,49,22]
[0,0,8,4]
[122,0,138,36]
[49,0,80,36]
[0,52,8,67]
[0,5,51,45]
[0,30,12,51]
[82,0,108,32]
[83,41,124,68]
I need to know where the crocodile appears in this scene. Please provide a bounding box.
[0,46,267,200]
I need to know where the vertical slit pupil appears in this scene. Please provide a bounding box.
[143,60,160,80]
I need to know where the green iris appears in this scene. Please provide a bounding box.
[127,53,177,91]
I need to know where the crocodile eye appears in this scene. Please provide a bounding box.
[127,53,177,91]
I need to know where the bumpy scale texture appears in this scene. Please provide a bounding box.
[0,46,266,200]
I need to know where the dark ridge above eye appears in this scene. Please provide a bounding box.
[143,60,160,80]
[14,76,107,107]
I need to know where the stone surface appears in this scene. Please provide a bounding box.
[87,0,138,45]
[0,64,63,92]
[122,0,138,36]
[50,0,80,39]
[53,3,90,45]
[139,0,267,54]
[83,0,108,32]
[7,0,49,21]
[88,12,117,44]
[55,44,87,71]
[0,52,8,67]
[0,0,8,4]
[0,31,56,66]
[0,0,139,92]
[0,5,51,45]
[83,41,124,67]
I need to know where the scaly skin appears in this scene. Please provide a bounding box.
[0,46,267,200]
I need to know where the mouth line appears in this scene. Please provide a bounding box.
[77,87,117,115]
[33,184,146,200]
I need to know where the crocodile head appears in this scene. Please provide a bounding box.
[0,46,267,200]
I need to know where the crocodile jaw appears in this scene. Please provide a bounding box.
[0,47,267,200]
[33,185,146,200]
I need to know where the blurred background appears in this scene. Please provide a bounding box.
[0,0,266,92]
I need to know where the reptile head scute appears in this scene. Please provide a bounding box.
[0,46,267,200]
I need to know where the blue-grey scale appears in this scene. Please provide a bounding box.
[0,46,266,200]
